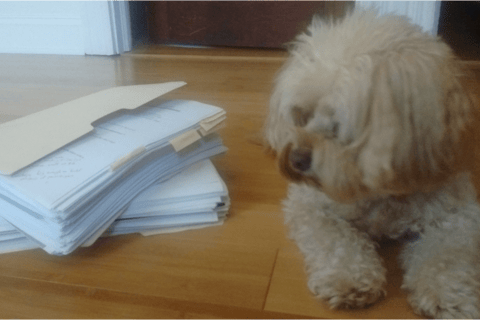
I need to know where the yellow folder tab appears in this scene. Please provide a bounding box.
[199,110,227,134]
[0,82,186,175]
[170,129,202,152]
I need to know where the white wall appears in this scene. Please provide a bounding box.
[356,1,442,35]
[0,1,84,54]
[0,1,131,55]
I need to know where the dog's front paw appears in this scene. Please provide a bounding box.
[402,259,480,318]
[404,280,480,319]
[308,272,386,309]
[406,287,480,318]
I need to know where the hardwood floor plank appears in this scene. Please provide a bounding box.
[0,236,277,310]
[0,275,311,319]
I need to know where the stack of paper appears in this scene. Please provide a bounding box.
[0,83,229,255]
[0,159,229,254]
[107,159,229,236]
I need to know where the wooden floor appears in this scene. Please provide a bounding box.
[0,46,478,318]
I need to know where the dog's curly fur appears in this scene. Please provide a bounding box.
[265,9,480,318]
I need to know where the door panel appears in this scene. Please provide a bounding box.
[145,2,352,49]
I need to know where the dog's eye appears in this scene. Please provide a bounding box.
[291,106,313,127]
[312,120,340,139]
[330,121,340,138]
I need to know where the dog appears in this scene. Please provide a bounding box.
[265,9,479,318]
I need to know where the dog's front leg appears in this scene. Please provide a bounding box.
[283,183,386,309]
[400,202,480,319]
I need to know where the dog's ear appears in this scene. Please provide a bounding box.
[356,54,402,191]
[359,45,473,195]
[264,57,300,154]
[265,83,291,154]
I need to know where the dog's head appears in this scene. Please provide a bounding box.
[266,10,475,203]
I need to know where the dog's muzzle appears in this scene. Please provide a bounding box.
[279,143,321,188]
[288,147,312,172]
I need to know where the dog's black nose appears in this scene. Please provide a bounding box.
[289,148,312,172]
